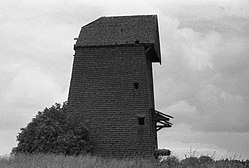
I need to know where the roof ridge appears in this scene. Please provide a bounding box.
[82,16,104,28]
[83,14,157,27]
[102,14,157,18]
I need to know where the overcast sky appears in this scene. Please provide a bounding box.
[0,0,249,159]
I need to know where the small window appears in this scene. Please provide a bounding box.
[138,117,145,125]
[133,82,139,89]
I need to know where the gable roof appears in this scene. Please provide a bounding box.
[75,15,161,63]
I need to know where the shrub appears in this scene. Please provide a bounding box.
[160,156,180,168]
[181,156,199,167]
[12,102,93,155]
[198,155,214,164]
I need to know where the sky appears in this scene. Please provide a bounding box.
[0,0,249,159]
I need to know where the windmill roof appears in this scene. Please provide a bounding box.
[75,15,161,62]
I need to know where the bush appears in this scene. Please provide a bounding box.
[198,155,214,164]
[12,102,93,155]
[160,155,180,167]
[181,156,199,167]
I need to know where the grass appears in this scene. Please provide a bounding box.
[0,154,157,168]
[0,153,248,168]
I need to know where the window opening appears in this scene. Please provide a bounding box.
[133,82,139,89]
[138,117,145,125]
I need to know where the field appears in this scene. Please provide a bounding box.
[0,154,248,168]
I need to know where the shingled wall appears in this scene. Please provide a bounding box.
[67,44,156,157]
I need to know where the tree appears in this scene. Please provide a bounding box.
[12,102,93,155]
